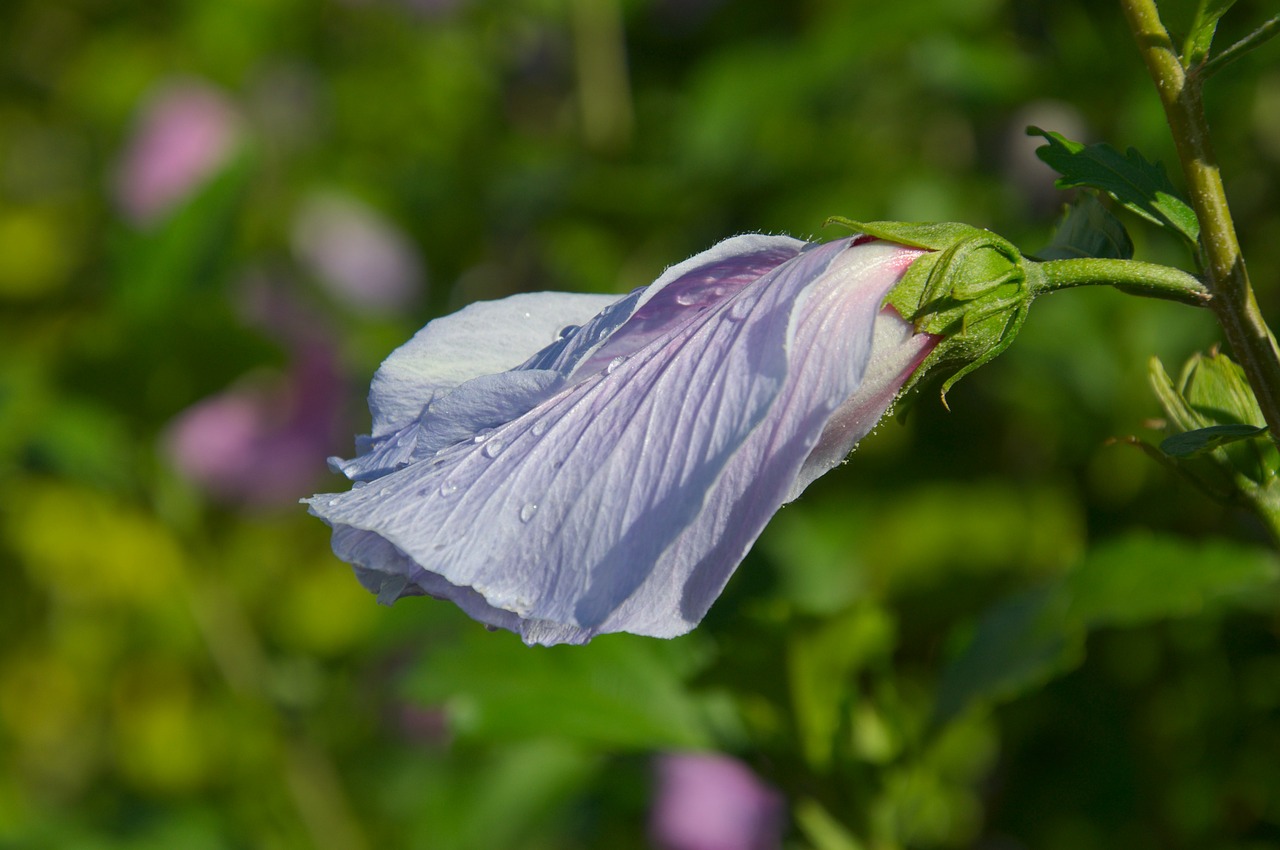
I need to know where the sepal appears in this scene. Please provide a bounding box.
[828,218,1033,402]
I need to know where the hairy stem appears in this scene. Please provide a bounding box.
[1031,258,1210,306]
[1120,0,1280,449]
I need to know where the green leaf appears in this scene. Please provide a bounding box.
[795,798,867,850]
[787,606,895,769]
[404,629,722,750]
[1150,350,1278,486]
[435,742,597,850]
[935,533,1280,722]
[934,584,1082,724]
[1159,423,1269,456]
[1035,194,1134,261]
[109,151,254,319]
[1028,127,1200,245]
[1065,533,1280,628]
[1178,349,1267,428]
[1182,0,1237,68]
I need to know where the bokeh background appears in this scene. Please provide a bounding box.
[3,0,1279,848]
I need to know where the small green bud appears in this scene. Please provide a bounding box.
[1150,350,1277,491]
[828,218,1033,403]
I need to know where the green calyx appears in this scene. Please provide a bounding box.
[828,218,1033,404]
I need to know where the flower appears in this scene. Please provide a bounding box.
[114,79,243,226]
[650,752,784,850]
[166,342,347,507]
[307,234,940,645]
[291,191,425,314]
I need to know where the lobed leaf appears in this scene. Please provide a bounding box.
[1028,127,1200,246]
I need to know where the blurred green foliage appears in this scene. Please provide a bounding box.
[2,0,1279,848]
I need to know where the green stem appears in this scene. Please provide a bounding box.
[1203,15,1280,78]
[1120,0,1280,450]
[1030,258,1210,306]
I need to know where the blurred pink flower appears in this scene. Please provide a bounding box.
[164,343,346,507]
[291,192,424,313]
[651,752,784,850]
[115,80,243,225]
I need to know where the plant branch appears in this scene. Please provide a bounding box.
[1203,15,1280,78]
[1120,0,1280,450]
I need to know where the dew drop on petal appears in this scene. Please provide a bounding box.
[606,355,626,374]
[727,296,752,321]
[556,324,579,340]
[530,420,548,437]
[519,503,538,522]
[674,291,699,307]
[439,481,458,497]
[482,438,505,458]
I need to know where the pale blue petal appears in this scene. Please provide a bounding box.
[338,236,805,483]
[368,291,617,437]
[334,369,566,482]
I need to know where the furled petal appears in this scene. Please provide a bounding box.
[787,302,936,501]
[309,236,932,645]
[367,291,618,437]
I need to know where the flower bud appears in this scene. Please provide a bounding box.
[830,219,1033,402]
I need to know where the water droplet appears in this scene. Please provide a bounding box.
[675,291,699,307]
[606,355,626,374]
[556,324,580,340]
[531,420,548,437]
[439,481,458,497]
[727,297,752,320]
[482,438,505,458]
[327,498,339,506]
[519,503,538,522]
